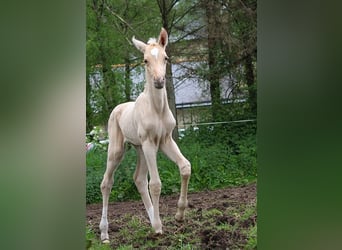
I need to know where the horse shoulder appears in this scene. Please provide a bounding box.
[114,102,134,123]
[109,102,128,124]
[111,102,140,144]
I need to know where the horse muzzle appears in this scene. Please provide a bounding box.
[154,78,165,89]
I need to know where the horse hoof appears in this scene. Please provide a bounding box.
[175,213,184,221]
[102,239,110,244]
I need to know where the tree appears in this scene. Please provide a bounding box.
[156,0,179,140]
[204,0,226,121]
[87,0,125,129]
[86,0,257,132]
[219,0,257,117]
[157,0,209,138]
[200,0,257,120]
[238,0,257,116]
[86,0,160,130]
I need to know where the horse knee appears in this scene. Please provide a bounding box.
[134,178,148,194]
[100,181,107,192]
[180,161,191,178]
[149,180,161,196]
[101,176,113,193]
[108,148,124,162]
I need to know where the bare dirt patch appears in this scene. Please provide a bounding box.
[87,182,256,249]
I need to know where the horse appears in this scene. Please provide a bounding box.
[99,28,191,243]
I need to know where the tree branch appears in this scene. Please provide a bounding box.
[104,4,137,36]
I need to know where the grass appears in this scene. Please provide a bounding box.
[86,227,111,250]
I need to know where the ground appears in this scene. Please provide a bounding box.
[86,182,257,249]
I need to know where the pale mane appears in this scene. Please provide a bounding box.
[147,38,157,45]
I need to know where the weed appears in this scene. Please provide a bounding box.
[245,224,257,249]
[86,227,111,250]
[203,208,223,218]
[116,245,133,250]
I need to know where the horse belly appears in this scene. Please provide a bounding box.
[118,103,141,145]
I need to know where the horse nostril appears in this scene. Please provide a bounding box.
[155,77,164,82]
[154,78,165,89]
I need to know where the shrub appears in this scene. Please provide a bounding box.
[86,122,257,204]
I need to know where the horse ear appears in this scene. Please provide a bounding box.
[132,36,146,53]
[158,28,168,48]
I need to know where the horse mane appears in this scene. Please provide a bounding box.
[147,38,157,45]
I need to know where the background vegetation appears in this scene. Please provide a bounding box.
[86,121,256,204]
[86,0,257,204]
[86,0,257,134]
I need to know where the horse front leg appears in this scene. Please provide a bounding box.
[160,137,191,221]
[141,140,162,234]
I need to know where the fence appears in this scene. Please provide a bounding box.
[175,98,253,129]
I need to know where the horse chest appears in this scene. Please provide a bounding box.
[162,114,176,132]
[145,115,174,133]
[137,112,175,143]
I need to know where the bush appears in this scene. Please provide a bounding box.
[86,147,107,204]
[86,122,257,204]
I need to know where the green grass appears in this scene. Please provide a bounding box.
[245,224,257,249]
[86,227,111,250]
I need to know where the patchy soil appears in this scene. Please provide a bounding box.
[87,182,256,249]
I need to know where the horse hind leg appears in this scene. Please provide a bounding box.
[133,146,154,225]
[160,138,191,221]
[99,113,124,243]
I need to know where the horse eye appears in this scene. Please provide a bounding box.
[144,59,148,64]
[165,57,169,62]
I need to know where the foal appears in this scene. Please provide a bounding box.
[99,28,191,243]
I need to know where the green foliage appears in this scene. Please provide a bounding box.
[86,0,257,131]
[86,146,140,204]
[86,0,162,131]
[245,225,257,249]
[180,122,257,191]
[86,147,106,204]
[86,226,112,250]
[86,122,256,204]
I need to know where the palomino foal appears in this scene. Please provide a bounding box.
[99,28,191,243]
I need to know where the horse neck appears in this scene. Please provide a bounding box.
[144,73,168,114]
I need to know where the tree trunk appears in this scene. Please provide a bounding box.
[165,56,179,140]
[86,68,93,133]
[245,53,256,116]
[124,56,131,102]
[157,0,179,141]
[205,0,223,121]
